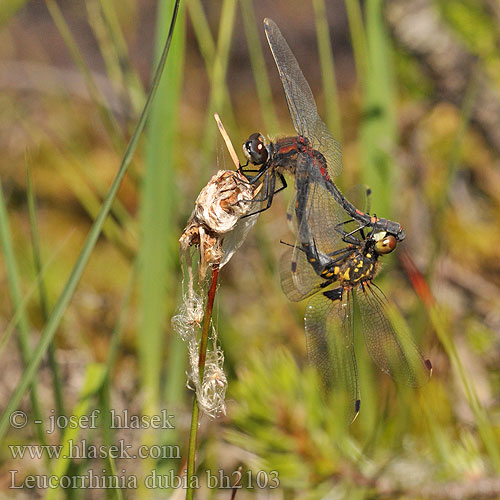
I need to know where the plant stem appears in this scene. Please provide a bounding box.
[186,265,220,499]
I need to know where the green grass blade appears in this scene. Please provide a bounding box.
[1,105,135,254]
[98,266,135,470]
[313,0,343,143]
[0,0,28,27]
[48,153,135,259]
[0,179,46,447]
[98,0,146,112]
[0,231,73,356]
[199,0,237,169]
[138,0,185,417]
[360,0,397,216]
[438,69,480,214]
[86,0,146,115]
[26,164,66,419]
[45,363,106,500]
[240,0,279,134]
[0,0,181,441]
[429,305,500,471]
[45,0,124,150]
[186,0,216,68]
[186,0,238,139]
[345,0,368,83]
[106,453,124,500]
[86,0,130,106]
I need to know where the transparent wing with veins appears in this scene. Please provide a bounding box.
[292,154,347,257]
[305,288,360,423]
[264,17,343,179]
[356,283,432,387]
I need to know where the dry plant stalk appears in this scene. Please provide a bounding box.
[179,168,259,279]
[172,114,261,417]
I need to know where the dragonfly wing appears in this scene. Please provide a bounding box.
[279,247,323,302]
[285,192,298,233]
[356,282,432,387]
[294,154,345,256]
[263,18,343,179]
[305,288,360,422]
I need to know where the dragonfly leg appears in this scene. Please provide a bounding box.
[242,163,268,184]
[240,171,276,217]
[247,170,273,203]
[237,160,249,174]
[334,220,369,244]
[241,170,289,217]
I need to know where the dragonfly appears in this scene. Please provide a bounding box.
[281,176,432,421]
[242,18,405,249]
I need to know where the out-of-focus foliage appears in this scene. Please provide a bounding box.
[1,0,500,498]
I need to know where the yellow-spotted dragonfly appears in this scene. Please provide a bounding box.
[281,179,431,421]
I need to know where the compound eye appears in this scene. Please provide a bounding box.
[375,234,397,255]
[243,133,268,165]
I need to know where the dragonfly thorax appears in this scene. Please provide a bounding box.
[321,247,379,287]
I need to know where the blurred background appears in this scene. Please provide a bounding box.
[1,0,500,498]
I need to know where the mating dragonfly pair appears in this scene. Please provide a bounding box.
[241,18,431,420]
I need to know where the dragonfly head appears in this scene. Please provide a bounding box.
[243,133,270,165]
[373,231,397,255]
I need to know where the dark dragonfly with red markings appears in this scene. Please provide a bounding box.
[280,180,432,421]
[242,18,405,245]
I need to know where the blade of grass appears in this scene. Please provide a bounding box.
[86,0,146,116]
[436,68,480,216]
[106,453,124,500]
[240,0,279,134]
[98,265,136,471]
[0,0,181,441]
[429,304,500,471]
[0,231,74,356]
[86,0,130,109]
[26,163,66,420]
[199,0,237,171]
[400,251,500,472]
[360,0,397,216]
[0,179,46,448]
[313,0,343,143]
[0,0,29,27]
[98,0,146,113]
[0,100,136,253]
[138,0,185,417]
[49,153,135,259]
[186,0,215,69]
[186,0,239,137]
[45,0,124,151]
[137,2,185,494]
[45,363,106,500]
[345,0,368,82]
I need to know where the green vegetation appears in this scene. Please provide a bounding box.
[1,0,499,498]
